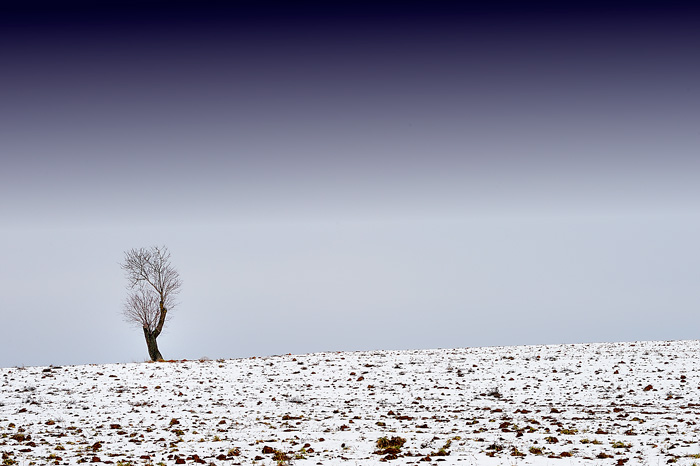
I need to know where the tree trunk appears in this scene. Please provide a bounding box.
[143,327,163,361]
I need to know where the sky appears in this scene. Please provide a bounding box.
[1,0,699,368]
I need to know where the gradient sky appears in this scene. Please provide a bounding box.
[1,1,699,368]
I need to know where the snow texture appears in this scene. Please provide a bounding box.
[2,340,700,465]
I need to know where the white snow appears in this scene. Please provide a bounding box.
[2,340,700,465]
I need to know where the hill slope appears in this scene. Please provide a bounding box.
[2,340,700,465]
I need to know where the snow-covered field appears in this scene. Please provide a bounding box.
[2,340,700,466]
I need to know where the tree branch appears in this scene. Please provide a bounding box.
[120,246,181,335]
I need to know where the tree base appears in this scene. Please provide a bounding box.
[143,328,163,361]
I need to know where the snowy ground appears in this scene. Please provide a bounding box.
[2,340,700,466]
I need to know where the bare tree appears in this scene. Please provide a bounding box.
[120,246,182,361]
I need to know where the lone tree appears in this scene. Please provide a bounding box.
[120,246,181,361]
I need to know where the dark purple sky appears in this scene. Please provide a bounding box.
[1,1,699,366]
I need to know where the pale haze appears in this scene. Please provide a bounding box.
[1,1,699,367]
